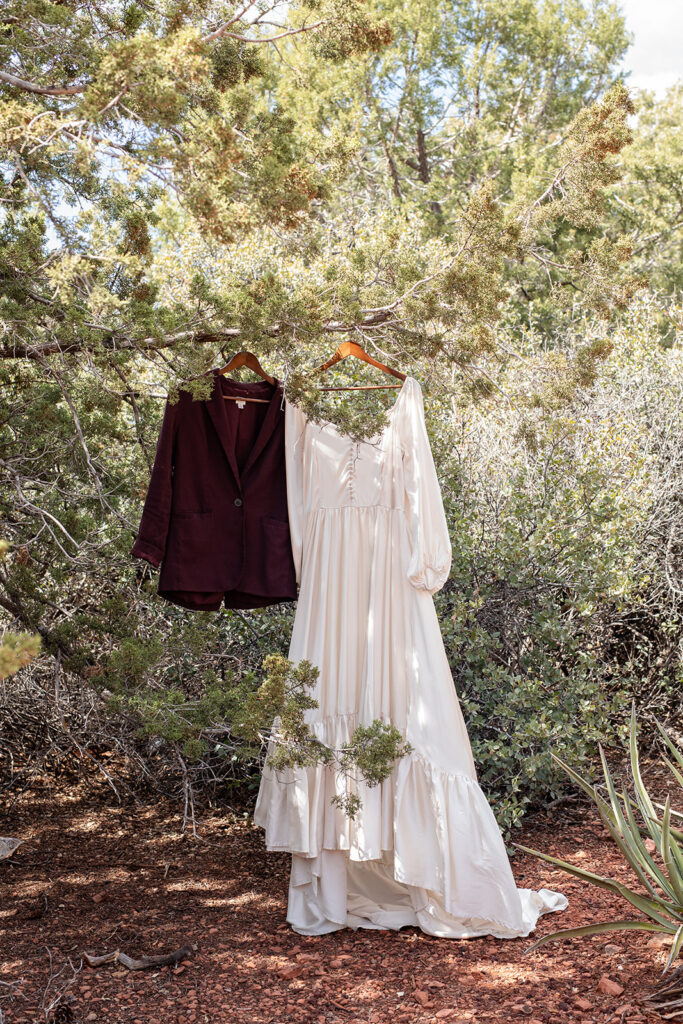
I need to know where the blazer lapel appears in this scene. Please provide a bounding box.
[205,369,241,489]
[241,380,283,480]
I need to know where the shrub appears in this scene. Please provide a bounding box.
[432,298,683,832]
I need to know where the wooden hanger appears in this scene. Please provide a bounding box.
[316,340,406,391]
[217,350,275,403]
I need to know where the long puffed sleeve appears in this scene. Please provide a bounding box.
[130,397,179,568]
[285,401,307,586]
[400,379,452,594]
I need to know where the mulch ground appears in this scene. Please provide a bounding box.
[0,774,674,1024]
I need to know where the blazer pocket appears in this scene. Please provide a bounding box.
[164,512,216,585]
[262,516,290,533]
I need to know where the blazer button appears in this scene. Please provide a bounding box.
[234,498,243,507]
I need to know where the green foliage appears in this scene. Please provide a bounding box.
[0,540,40,681]
[520,705,683,970]
[115,652,410,814]
[210,38,265,90]
[105,636,164,691]
[437,468,630,831]
[606,84,683,302]
[0,629,41,682]
[337,722,411,786]
[432,301,683,831]
[0,0,638,407]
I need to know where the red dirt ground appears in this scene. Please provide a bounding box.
[0,777,674,1024]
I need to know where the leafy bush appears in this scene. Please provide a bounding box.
[432,299,683,832]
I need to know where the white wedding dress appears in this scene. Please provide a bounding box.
[254,377,567,937]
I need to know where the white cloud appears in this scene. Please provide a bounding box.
[619,0,683,95]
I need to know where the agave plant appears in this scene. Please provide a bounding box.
[517,704,683,979]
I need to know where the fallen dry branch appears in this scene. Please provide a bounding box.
[83,945,192,971]
[39,950,81,1024]
[642,963,683,1019]
[0,978,23,1024]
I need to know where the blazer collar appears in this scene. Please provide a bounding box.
[242,379,283,480]
[205,370,282,489]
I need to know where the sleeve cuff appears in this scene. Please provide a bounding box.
[131,540,163,569]
[407,560,451,595]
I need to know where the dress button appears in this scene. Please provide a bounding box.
[234,497,243,507]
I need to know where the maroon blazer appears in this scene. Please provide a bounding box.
[131,371,297,611]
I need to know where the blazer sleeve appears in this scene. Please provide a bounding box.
[285,401,307,586]
[130,398,179,568]
[401,380,452,595]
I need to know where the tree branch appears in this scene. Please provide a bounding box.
[0,317,396,360]
[201,0,262,43]
[215,21,325,44]
[0,69,86,97]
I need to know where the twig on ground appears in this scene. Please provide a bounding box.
[38,948,82,1023]
[83,945,193,971]
[0,978,24,1024]
[642,961,683,1015]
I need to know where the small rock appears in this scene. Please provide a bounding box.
[329,958,343,968]
[91,893,104,904]
[529,1019,545,1024]
[0,837,23,861]
[575,998,592,1010]
[413,989,432,1007]
[604,944,623,954]
[597,976,624,996]
[277,964,302,980]
[435,1011,455,1020]
[644,838,656,854]
[646,934,671,949]
[173,966,186,975]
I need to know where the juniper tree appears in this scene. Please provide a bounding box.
[605,84,683,302]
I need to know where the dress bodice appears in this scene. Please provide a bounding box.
[287,395,404,512]
[285,377,452,595]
